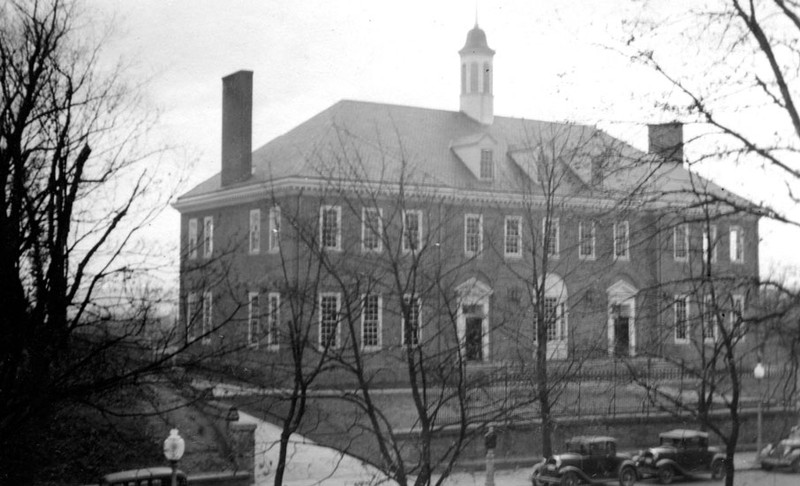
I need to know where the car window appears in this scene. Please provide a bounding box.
[590,443,603,456]
[606,442,616,455]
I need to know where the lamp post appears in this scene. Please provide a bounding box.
[484,426,497,486]
[163,428,185,486]
[754,361,766,457]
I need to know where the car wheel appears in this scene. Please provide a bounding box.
[657,465,674,484]
[711,459,726,480]
[619,466,636,486]
[760,462,773,471]
[531,470,542,486]
[560,472,579,486]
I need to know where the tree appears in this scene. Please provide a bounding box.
[619,2,800,483]
[0,1,176,479]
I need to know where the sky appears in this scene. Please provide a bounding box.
[85,0,800,284]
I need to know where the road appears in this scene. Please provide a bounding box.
[690,470,799,485]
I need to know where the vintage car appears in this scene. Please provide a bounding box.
[760,425,800,473]
[530,436,637,486]
[634,429,725,483]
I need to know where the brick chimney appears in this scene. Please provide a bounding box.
[648,122,683,165]
[221,70,253,186]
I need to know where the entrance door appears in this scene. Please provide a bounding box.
[614,316,629,357]
[465,317,483,362]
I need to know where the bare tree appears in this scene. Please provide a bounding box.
[0,1,186,480]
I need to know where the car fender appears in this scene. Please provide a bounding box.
[655,457,688,476]
[787,448,800,461]
[558,465,594,483]
[617,459,637,476]
[711,452,727,465]
[529,462,544,481]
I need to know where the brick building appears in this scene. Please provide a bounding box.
[173,25,759,386]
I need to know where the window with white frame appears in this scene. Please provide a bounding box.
[362,207,382,253]
[188,218,198,259]
[203,216,214,258]
[361,294,381,349]
[534,297,565,342]
[319,293,340,348]
[402,295,421,346]
[613,221,629,260]
[402,210,422,252]
[464,214,483,256]
[269,206,281,253]
[543,218,559,258]
[248,292,260,346]
[702,295,718,342]
[480,149,494,180]
[674,224,689,261]
[579,221,595,260]
[267,292,280,349]
[702,225,718,263]
[249,209,260,254]
[731,294,745,341]
[202,291,213,344]
[186,292,198,341]
[730,226,744,263]
[504,216,522,257]
[674,295,689,343]
[320,206,341,250]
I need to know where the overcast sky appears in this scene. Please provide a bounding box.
[87,0,800,283]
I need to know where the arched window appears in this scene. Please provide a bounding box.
[470,62,479,93]
[483,62,491,94]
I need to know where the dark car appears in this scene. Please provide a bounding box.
[100,467,187,486]
[530,436,637,486]
[634,429,725,483]
[760,425,800,473]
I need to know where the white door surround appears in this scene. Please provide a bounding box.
[606,279,637,357]
[455,278,492,362]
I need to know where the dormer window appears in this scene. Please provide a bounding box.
[480,149,494,180]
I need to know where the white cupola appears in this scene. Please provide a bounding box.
[459,24,495,125]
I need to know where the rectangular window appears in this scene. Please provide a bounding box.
[269,206,281,253]
[362,294,382,349]
[202,291,212,344]
[674,224,689,261]
[402,210,422,252]
[480,149,494,180]
[731,294,745,340]
[320,206,341,250]
[188,218,198,260]
[249,209,260,254]
[702,296,718,342]
[504,216,522,257]
[362,207,383,253]
[579,221,596,260]
[267,292,280,349]
[203,216,214,258]
[402,295,421,347]
[730,226,744,263]
[543,218,559,258]
[702,225,718,263]
[535,297,565,342]
[248,292,260,347]
[674,295,689,343]
[186,292,198,342]
[464,214,483,256]
[613,221,629,260]
[319,293,340,348]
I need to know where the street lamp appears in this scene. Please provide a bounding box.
[163,428,185,486]
[754,361,766,457]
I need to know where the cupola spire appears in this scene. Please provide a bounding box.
[459,23,494,125]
